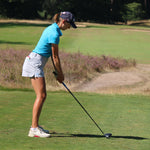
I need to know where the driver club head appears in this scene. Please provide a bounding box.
[104,133,112,138]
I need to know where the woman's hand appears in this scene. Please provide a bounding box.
[56,72,64,83]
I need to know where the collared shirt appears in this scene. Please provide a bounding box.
[33,23,62,57]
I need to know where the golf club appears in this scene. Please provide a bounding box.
[51,56,112,138]
[62,82,112,138]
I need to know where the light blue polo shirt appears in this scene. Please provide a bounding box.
[33,23,62,57]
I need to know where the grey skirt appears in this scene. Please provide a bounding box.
[22,52,49,78]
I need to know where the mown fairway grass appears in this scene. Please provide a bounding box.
[61,25,150,64]
[0,22,150,63]
[0,90,149,150]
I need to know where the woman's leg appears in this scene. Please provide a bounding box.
[31,77,47,128]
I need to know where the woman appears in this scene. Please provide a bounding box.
[22,12,77,138]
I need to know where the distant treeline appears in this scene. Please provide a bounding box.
[0,0,150,23]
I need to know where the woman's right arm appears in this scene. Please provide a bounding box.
[51,43,64,83]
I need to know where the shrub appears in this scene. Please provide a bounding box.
[0,49,136,89]
[122,2,146,23]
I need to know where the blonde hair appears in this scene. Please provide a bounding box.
[53,13,61,23]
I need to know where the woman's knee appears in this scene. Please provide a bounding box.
[37,92,47,102]
[43,92,47,101]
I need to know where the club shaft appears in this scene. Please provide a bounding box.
[62,82,105,135]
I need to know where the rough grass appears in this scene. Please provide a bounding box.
[0,48,136,89]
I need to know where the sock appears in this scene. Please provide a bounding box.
[31,127,38,131]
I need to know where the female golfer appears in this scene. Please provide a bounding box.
[22,12,77,138]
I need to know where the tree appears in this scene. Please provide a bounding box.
[0,0,149,22]
[126,2,146,21]
[0,0,42,19]
[40,0,73,19]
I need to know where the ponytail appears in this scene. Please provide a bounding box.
[53,13,60,23]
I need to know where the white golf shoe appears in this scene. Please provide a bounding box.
[28,127,50,138]
[38,125,50,134]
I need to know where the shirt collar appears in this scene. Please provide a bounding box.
[54,23,62,36]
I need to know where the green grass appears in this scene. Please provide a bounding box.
[0,23,46,50]
[61,25,150,63]
[0,90,149,150]
[0,22,150,63]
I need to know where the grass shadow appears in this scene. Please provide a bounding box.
[0,40,31,45]
[129,22,150,28]
[111,135,148,140]
[51,132,148,140]
[0,22,50,28]
[86,25,109,28]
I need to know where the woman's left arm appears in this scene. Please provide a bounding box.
[51,43,64,83]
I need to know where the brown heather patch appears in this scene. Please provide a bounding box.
[0,48,136,89]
